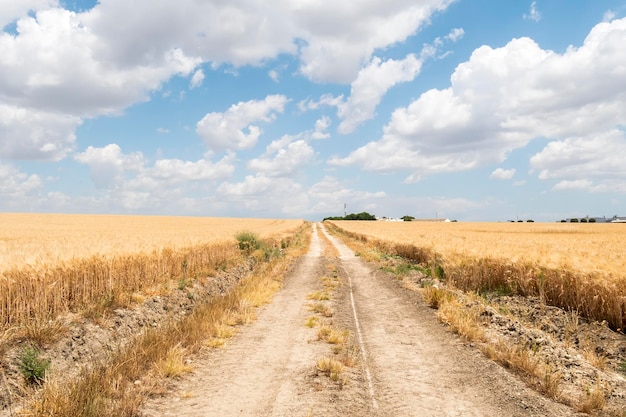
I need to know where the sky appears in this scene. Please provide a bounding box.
[1,0,625,222]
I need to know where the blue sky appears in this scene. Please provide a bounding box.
[1,1,625,221]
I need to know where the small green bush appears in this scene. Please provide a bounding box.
[235,231,261,253]
[19,346,50,385]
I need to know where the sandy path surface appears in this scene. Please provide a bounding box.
[141,223,576,417]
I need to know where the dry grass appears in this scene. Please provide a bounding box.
[307,291,331,301]
[308,302,334,317]
[327,221,626,331]
[576,378,608,413]
[155,344,193,378]
[315,356,345,382]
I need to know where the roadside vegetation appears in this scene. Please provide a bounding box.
[325,221,626,415]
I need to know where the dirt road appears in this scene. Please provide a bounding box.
[141,223,576,416]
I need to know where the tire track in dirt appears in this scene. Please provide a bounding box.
[141,224,371,417]
[319,223,577,417]
[142,223,577,416]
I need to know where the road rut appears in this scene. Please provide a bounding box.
[142,223,576,416]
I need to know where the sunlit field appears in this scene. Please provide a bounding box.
[328,220,626,330]
[331,221,626,276]
[0,213,303,271]
[0,213,304,329]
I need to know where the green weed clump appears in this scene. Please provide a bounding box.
[19,346,51,385]
[235,231,262,253]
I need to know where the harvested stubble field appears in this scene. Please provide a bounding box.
[0,213,304,330]
[328,220,626,330]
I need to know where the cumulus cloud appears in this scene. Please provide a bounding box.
[74,144,145,189]
[0,0,455,163]
[0,104,80,160]
[294,0,452,83]
[331,18,626,184]
[337,54,422,134]
[0,162,42,196]
[75,144,235,190]
[0,0,57,28]
[302,28,463,135]
[530,129,626,192]
[196,95,288,151]
[312,116,331,140]
[247,136,315,177]
[490,168,516,180]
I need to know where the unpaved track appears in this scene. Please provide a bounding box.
[142,223,576,416]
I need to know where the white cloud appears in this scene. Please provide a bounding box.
[445,27,465,42]
[490,168,516,180]
[294,0,453,83]
[196,95,288,151]
[552,179,593,191]
[523,1,541,22]
[307,176,386,215]
[0,0,455,164]
[530,129,626,192]
[312,116,331,140]
[298,94,344,112]
[0,8,201,116]
[0,103,80,160]
[337,54,422,134]
[331,18,626,183]
[248,137,315,177]
[190,69,205,89]
[75,144,235,190]
[0,162,42,196]
[156,127,170,134]
[268,69,279,82]
[604,10,616,22]
[0,0,57,28]
[74,144,145,189]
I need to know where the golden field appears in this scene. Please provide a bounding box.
[330,221,626,276]
[0,213,303,272]
[0,213,304,329]
[328,221,626,330]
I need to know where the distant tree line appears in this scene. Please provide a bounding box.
[323,211,377,221]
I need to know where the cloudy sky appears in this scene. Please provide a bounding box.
[1,0,625,221]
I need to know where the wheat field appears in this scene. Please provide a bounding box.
[0,213,303,272]
[0,213,304,329]
[328,221,626,330]
[330,221,625,275]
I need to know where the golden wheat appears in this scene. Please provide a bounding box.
[0,214,303,331]
[327,221,626,331]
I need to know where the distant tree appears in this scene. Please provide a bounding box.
[402,215,415,222]
[570,218,579,223]
[580,218,588,223]
[589,218,596,223]
[527,219,534,222]
[323,211,376,221]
